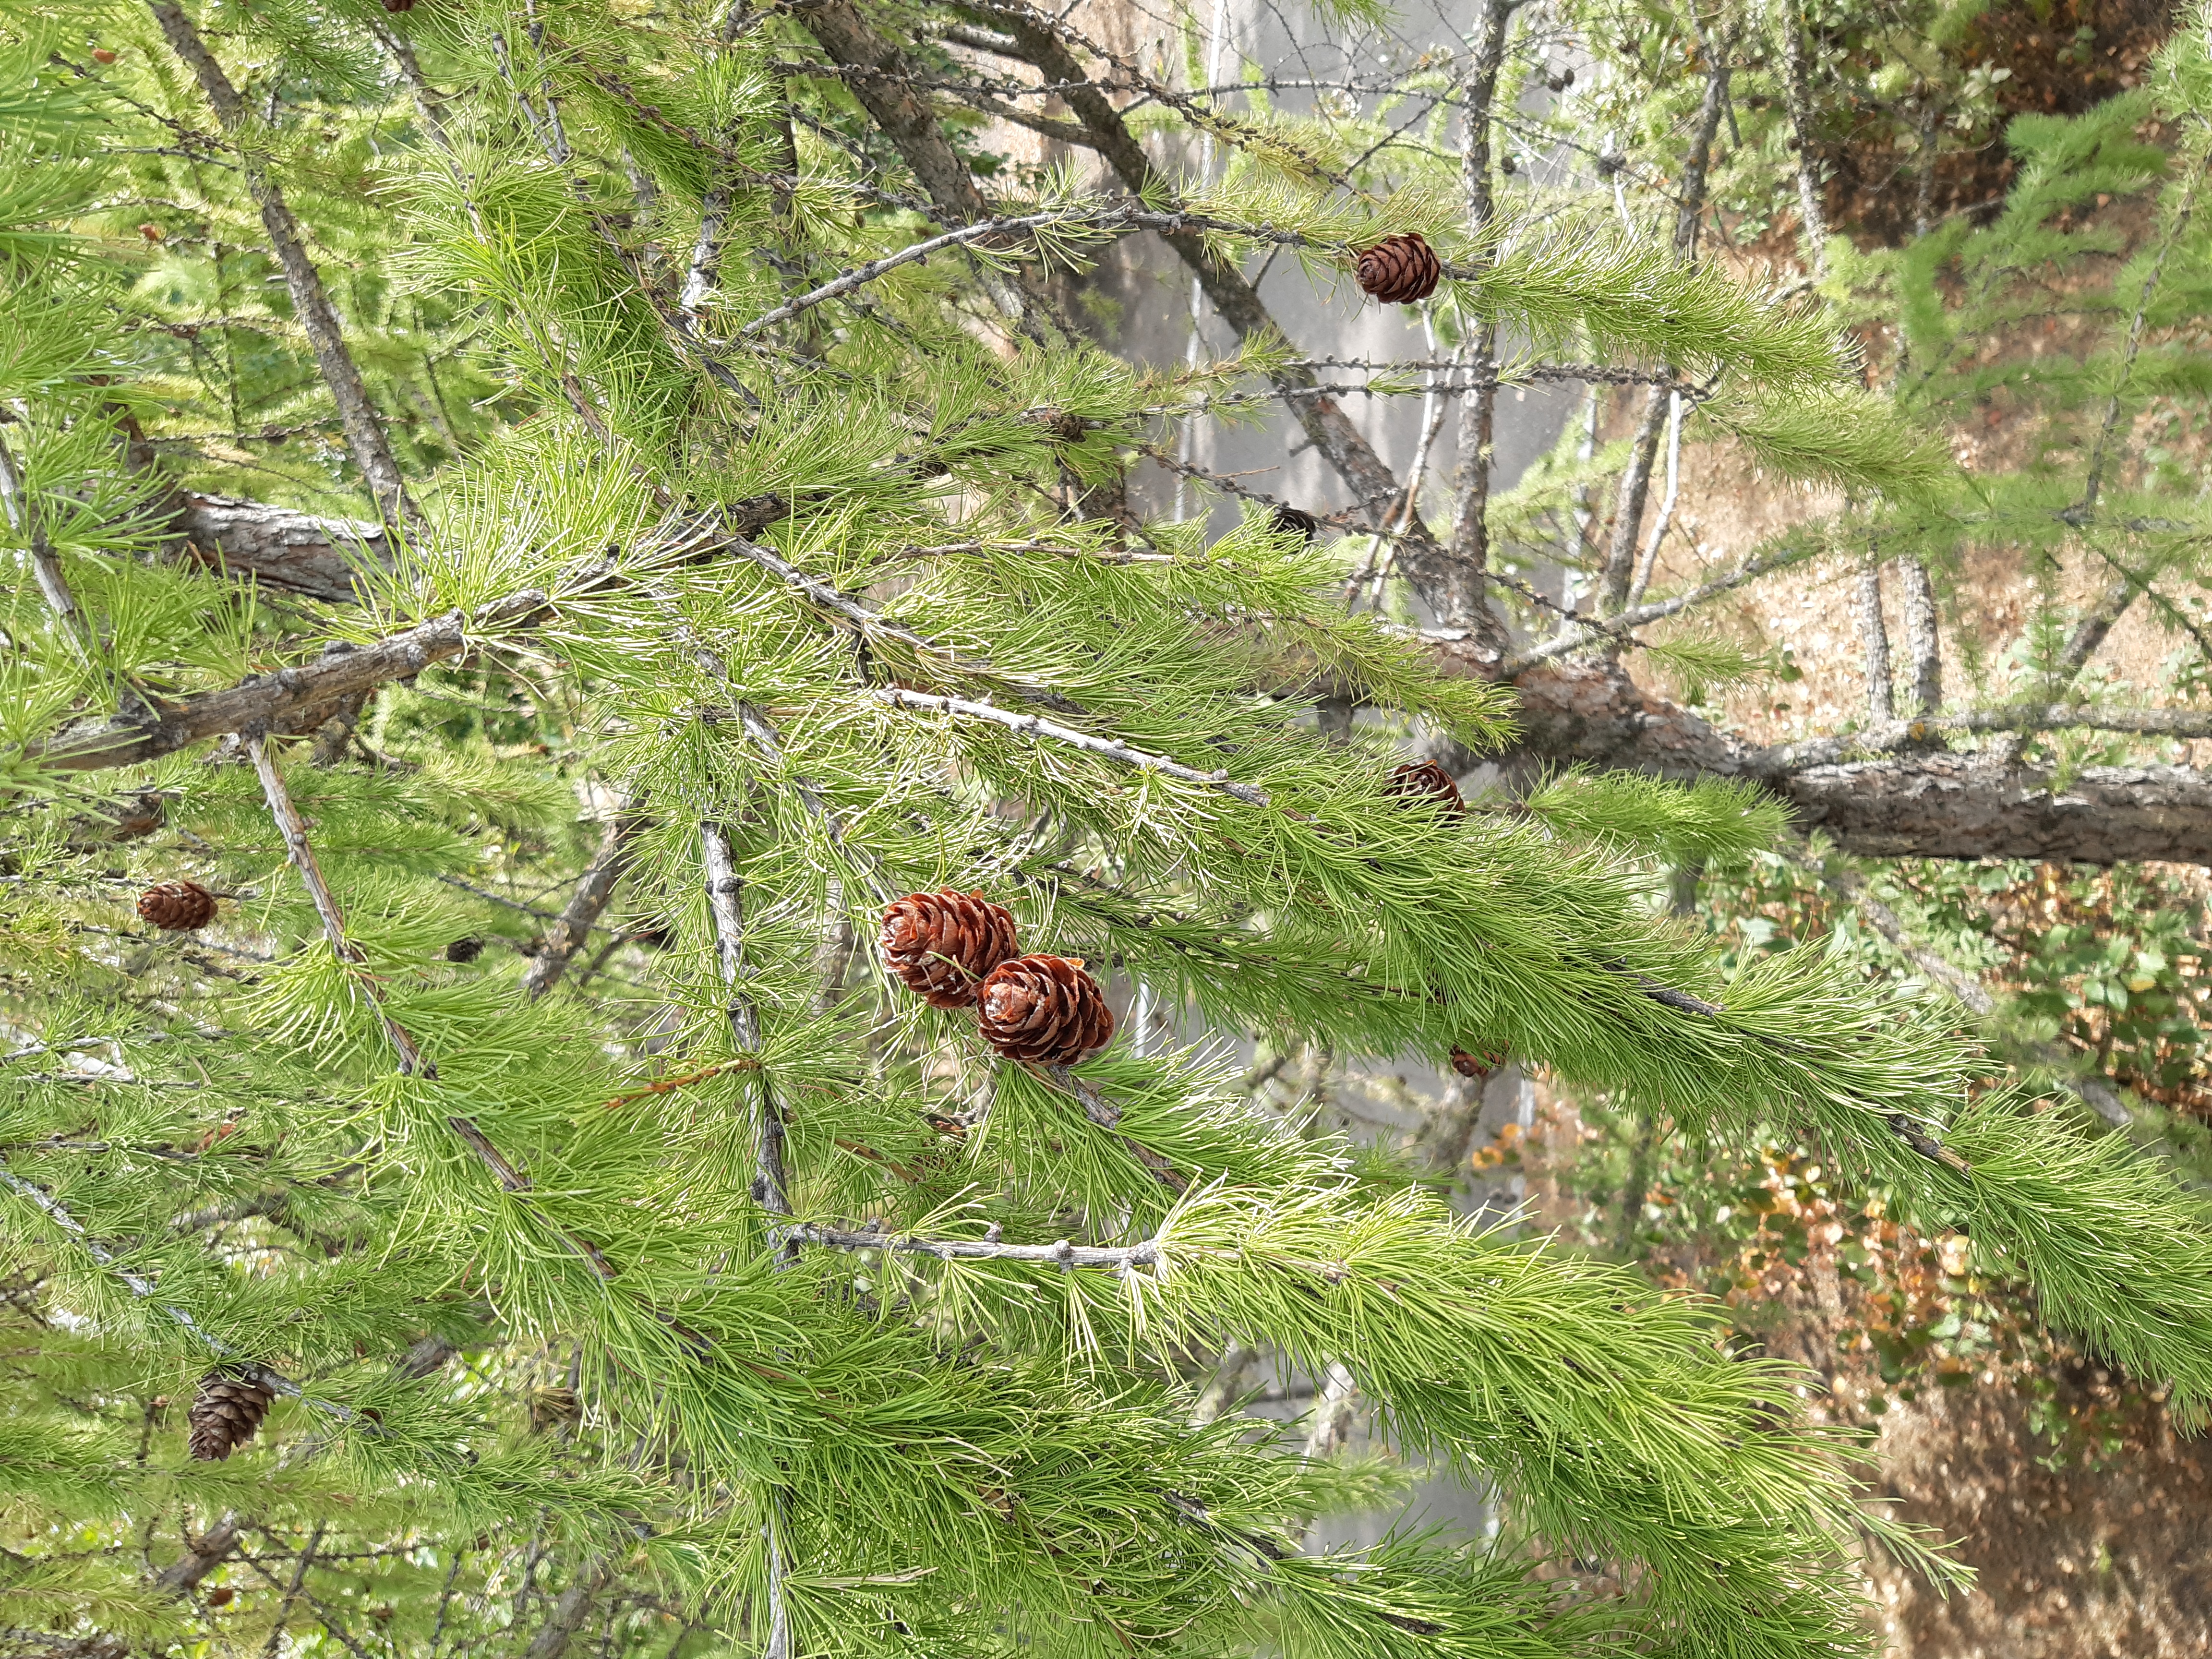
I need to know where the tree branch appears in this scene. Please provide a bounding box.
[144,1,418,527]
[1442,0,1516,617]
[1857,559,1893,721]
[524,806,648,1000]
[28,589,549,772]
[701,822,794,1251]
[788,1221,1164,1270]
[169,493,392,605]
[871,688,1270,805]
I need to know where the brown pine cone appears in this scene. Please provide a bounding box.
[879,890,1020,1008]
[1385,760,1465,816]
[1269,504,1320,542]
[976,955,1115,1067]
[187,1371,275,1461]
[1451,1044,1507,1079]
[445,937,485,964]
[137,879,216,931]
[1354,233,1443,304]
[383,0,418,12]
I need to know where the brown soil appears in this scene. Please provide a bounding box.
[1866,1371,2212,1659]
[1815,0,2175,245]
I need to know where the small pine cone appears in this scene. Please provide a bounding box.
[976,954,1116,1067]
[445,937,485,964]
[1451,1044,1507,1079]
[187,1371,275,1461]
[137,879,216,931]
[383,0,418,12]
[1385,760,1465,816]
[1269,504,1320,542]
[1354,233,1442,304]
[879,890,1020,1008]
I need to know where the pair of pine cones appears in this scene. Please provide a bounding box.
[1355,232,1443,305]
[878,892,1115,1067]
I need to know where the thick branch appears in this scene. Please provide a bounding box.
[1485,653,2212,864]
[1779,0,1829,276]
[1857,561,1893,721]
[1895,556,1942,718]
[29,589,548,772]
[153,1513,245,1593]
[170,493,392,605]
[797,0,1050,337]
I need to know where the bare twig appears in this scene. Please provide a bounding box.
[247,737,431,1077]
[871,687,1270,805]
[524,806,648,999]
[701,822,794,1253]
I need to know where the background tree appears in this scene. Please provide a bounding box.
[4,4,2212,1659]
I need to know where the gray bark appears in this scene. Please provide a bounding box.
[1443,0,1516,626]
[1857,562,1893,721]
[171,493,393,605]
[1493,651,2212,863]
[1895,555,1943,717]
[33,589,547,771]
[797,0,1052,340]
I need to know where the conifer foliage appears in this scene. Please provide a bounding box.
[3,5,2212,1659]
